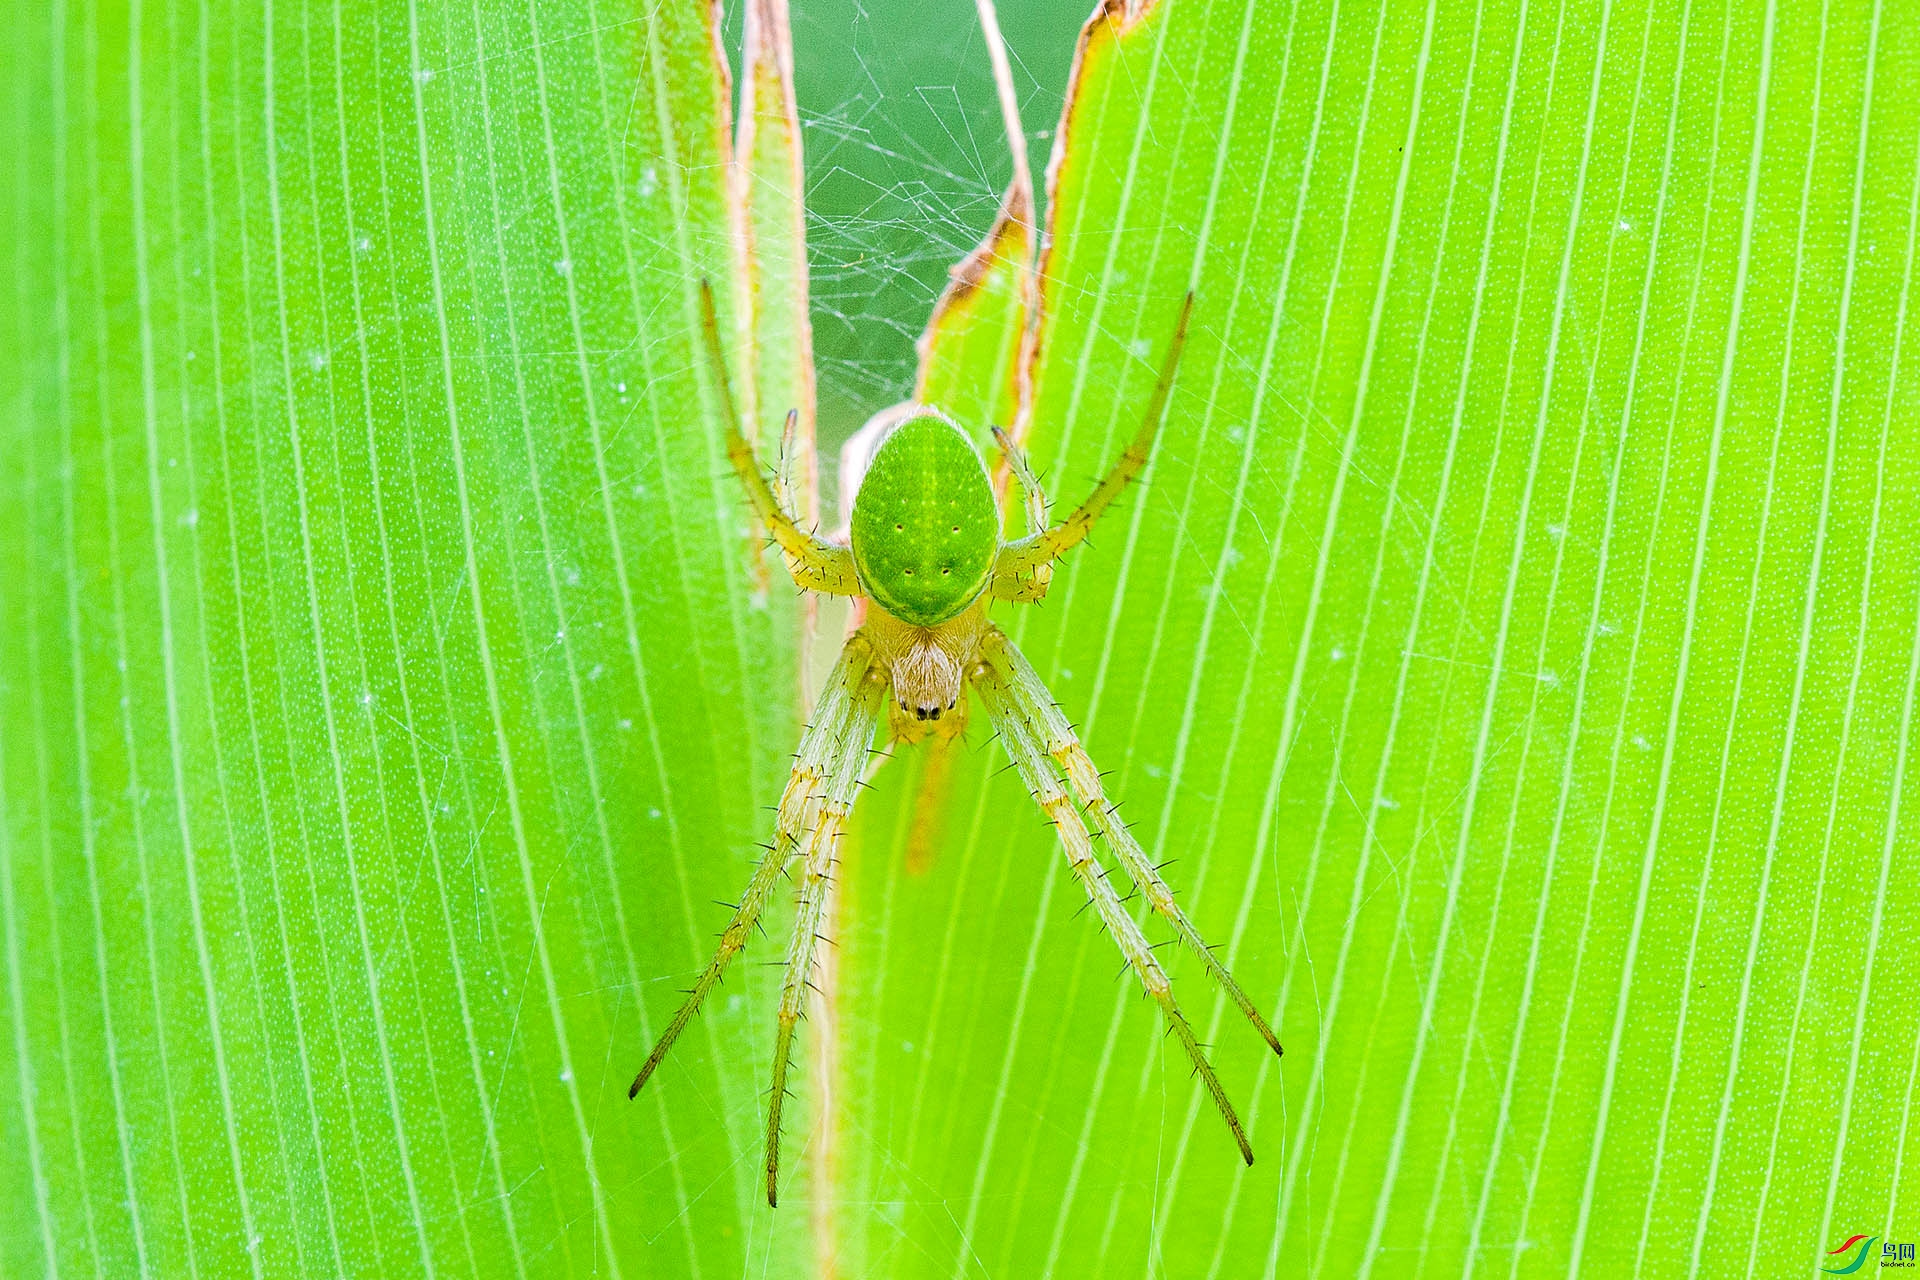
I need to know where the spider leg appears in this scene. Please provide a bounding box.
[975,644,1255,1165]
[696,280,860,596]
[989,293,1193,601]
[628,634,879,1102]
[762,662,885,1207]
[982,629,1282,1057]
[765,808,843,1206]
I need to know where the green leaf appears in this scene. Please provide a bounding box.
[826,0,1920,1276]
[9,0,1920,1277]
[1,0,814,1275]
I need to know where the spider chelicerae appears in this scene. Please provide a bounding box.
[631,282,1280,1206]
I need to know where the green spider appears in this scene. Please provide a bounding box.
[630,281,1281,1206]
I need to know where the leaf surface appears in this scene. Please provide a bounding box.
[828,0,1920,1276]
[8,1,1920,1277]
[0,1,814,1274]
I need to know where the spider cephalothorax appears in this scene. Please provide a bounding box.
[865,600,986,729]
[631,282,1280,1206]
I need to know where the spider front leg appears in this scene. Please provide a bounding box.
[696,280,860,596]
[982,630,1282,1057]
[630,633,885,1206]
[974,633,1256,1165]
[990,293,1194,601]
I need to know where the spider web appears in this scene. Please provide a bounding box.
[777,0,1087,464]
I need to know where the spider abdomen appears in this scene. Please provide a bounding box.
[848,409,999,626]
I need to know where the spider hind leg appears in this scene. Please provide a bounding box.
[984,629,1282,1057]
[974,629,1257,1164]
[630,634,885,1206]
[764,767,864,1205]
